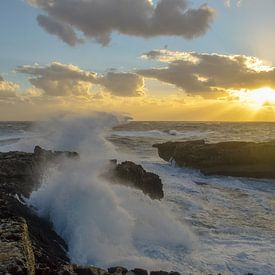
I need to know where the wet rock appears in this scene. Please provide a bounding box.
[111,161,164,200]
[131,268,148,275]
[0,217,35,275]
[153,140,275,179]
[0,146,77,274]
[150,271,170,275]
[108,266,128,275]
[73,265,108,275]
[34,145,79,161]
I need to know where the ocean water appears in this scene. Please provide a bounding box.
[1,117,275,274]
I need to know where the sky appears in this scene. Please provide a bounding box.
[1,0,275,121]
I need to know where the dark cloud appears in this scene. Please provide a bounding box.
[0,75,4,82]
[28,0,215,46]
[16,62,145,97]
[37,15,83,46]
[139,49,275,98]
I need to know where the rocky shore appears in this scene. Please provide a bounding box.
[153,140,275,179]
[109,160,164,200]
[0,146,168,274]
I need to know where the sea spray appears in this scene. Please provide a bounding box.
[24,113,194,270]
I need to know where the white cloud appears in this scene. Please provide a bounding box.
[224,0,243,8]
[139,49,275,98]
[97,72,144,97]
[0,76,19,100]
[16,62,145,97]
[17,62,96,97]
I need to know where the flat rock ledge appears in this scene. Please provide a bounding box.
[0,146,168,274]
[153,140,275,179]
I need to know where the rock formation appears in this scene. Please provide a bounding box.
[153,140,275,179]
[0,146,169,274]
[0,146,78,274]
[110,160,164,200]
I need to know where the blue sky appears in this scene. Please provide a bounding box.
[2,0,274,75]
[1,0,275,121]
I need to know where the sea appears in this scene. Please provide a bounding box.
[0,117,275,274]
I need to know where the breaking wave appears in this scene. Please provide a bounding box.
[23,113,194,271]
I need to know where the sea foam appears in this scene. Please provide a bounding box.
[24,113,194,270]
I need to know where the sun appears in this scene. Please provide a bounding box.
[248,88,275,105]
[237,87,275,109]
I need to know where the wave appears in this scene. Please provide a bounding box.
[111,129,209,141]
[25,113,194,271]
[0,137,22,146]
[0,134,40,147]
[143,161,275,274]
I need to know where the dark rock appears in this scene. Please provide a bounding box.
[0,146,77,274]
[111,161,164,200]
[132,268,148,275]
[0,217,35,275]
[153,140,275,179]
[108,266,128,274]
[150,271,170,275]
[34,145,79,161]
[74,266,108,275]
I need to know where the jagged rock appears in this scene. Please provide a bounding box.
[150,271,169,275]
[0,146,77,274]
[0,146,181,274]
[73,265,108,275]
[0,217,35,275]
[131,268,148,275]
[34,145,79,161]
[108,266,128,275]
[110,161,164,200]
[153,140,275,179]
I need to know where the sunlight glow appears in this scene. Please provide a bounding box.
[237,87,275,109]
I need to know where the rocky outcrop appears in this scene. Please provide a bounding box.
[153,140,275,179]
[0,217,35,274]
[0,146,173,274]
[109,160,164,200]
[0,146,79,274]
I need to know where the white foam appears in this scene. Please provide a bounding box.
[26,113,194,271]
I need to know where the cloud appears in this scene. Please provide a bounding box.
[37,15,83,46]
[139,49,275,98]
[0,76,19,100]
[28,0,215,46]
[224,0,243,8]
[17,62,96,97]
[16,62,145,97]
[97,72,144,97]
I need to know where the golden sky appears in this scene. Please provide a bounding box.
[1,0,275,121]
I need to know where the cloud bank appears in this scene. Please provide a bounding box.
[0,76,19,100]
[27,0,215,45]
[139,49,275,98]
[16,63,144,97]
